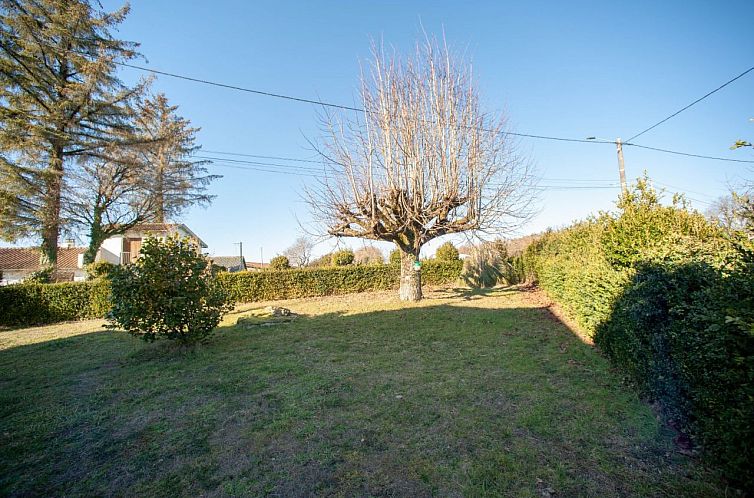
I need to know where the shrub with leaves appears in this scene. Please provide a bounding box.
[435,241,460,261]
[26,267,53,284]
[269,255,291,270]
[106,235,232,345]
[331,249,354,266]
[524,178,754,489]
[85,261,115,280]
[388,248,401,265]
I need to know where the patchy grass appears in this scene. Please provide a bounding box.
[0,287,725,496]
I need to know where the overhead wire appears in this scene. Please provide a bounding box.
[4,30,750,164]
[626,65,754,142]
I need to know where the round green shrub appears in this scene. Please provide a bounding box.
[331,249,354,266]
[269,255,291,270]
[106,235,232,345]
[85,260,115,280]
[435,242,460,261]
[27,267,53,283]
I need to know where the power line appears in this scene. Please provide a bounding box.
[202,149,323,163]
[6,30,750,165]
[626,65,754,142]
[114,62,611,145]
[623,142,754,164]
[117,62,364,112]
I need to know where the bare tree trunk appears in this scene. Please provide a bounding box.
[399,249,422,301]
[155,152,165,223]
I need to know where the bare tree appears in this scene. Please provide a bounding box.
[283,236,315,267]
[306,38,534,301]
[64,146,155,264]
[354,245,384,265]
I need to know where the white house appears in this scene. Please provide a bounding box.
[97,223,208,265]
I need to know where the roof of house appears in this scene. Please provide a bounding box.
[0,247,85,271]
[211,256,246,272]
[125,223,208,249]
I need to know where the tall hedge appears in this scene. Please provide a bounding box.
[0,261,463,327]
[524,179,754,489]
[0,280,110,327]
[219,260,462,302]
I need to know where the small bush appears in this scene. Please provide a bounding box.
[331,249,354,266]
[106,236,232,345]
[435,242,460,261]
[308,253,332,267]
[389,248,401,265]
[269,255,291,270]
[27,267,53,284]
[85,260,115,280]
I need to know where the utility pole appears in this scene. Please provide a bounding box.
[615,138,627,195]
[587,136,628,194]
[233,241,243,258]
[260,247,263,265]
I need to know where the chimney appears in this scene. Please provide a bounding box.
[65,239,75,249]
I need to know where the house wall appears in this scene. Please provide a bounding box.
[100,236,122,264]
[0,270,27,286]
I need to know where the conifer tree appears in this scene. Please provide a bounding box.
[0,0,147,267]
[135,93,218,223]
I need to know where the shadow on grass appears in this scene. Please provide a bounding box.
[0,297,723,497]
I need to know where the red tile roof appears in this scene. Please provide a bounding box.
[0,247,85,271]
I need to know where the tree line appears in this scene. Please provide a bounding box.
[0,0,217,268]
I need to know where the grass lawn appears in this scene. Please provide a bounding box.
[0,287,724,497]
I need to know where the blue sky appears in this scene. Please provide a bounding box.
[91,1,753,259]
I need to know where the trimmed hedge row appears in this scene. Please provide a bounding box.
[219,260,463,302]
[524,181,754,490]
[0,280,110,327]
[0,261,463,326]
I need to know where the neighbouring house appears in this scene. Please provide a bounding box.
[0,245,87,285]
[0,224,208,285]
[211,256,246,272]
[98,223,208,265]
[245,261,269,271]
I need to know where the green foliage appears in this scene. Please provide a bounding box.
[0,0,145,264]
[331,249,355,266]
[85,261,116,280]
[435,242,460,261]
[389,248,401,265]
[0,260,462,327]
[0,280,110,326]
[269,255,291,270]
[106,236,232,345]
[26,267,53,284]
[219,261,463,302]
[525,179,754,488]
[308,253,332,267]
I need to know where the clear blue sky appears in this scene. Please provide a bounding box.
[94,1,754,259]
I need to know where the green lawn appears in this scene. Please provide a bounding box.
[0,287,723,497]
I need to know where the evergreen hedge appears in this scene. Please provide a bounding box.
[0,261,463,326]
[524,179,754,489]
[0,280,110,327]
[219,260,463,302]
